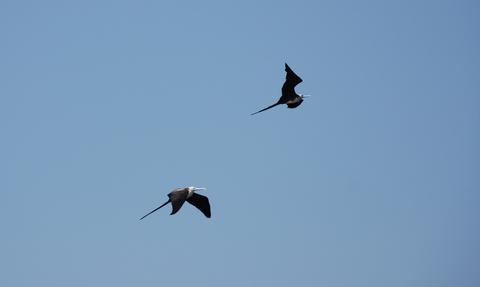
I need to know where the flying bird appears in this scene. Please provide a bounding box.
[251,63,309,115]
[140,186,211,219]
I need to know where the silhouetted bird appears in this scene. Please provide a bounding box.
[140,186,210,219]
[251,63,309,115]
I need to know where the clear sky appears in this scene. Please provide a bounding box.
[1,1,479,286]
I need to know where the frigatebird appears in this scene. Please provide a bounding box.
[251,63,309,115]
[140,186,211,219]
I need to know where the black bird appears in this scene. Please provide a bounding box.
[251,63,309,115]
[140,186,211,219]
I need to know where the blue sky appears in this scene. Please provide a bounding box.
[1,0,479,286]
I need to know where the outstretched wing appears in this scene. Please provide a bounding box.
[168,189,188,215]
[282,63,303,93]
[186,193,211,218]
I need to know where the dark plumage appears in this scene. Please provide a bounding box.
[140,187,211,219]
[251,63,308,115]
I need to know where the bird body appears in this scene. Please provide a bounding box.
[140,186,211,219]
[286,96,303,108]
[251,63,309,115]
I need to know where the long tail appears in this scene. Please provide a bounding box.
[251,103,280,115]
[139,200,170,220]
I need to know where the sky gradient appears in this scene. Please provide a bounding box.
[1,1,479,286]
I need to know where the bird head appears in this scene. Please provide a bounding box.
[188,186,207,193]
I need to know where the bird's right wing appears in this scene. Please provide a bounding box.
[186,193,211,218]
[168,189,188,215]
[280,63,303,102]
[284,63,303,87]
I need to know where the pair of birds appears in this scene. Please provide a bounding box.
[140,63,309,220]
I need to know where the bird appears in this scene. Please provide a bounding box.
[140,186,211,219]
[251,63,309,115]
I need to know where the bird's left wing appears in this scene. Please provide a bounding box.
[186,193,211,218]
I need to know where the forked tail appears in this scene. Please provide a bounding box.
[139,200,170,220]
[250,103,280,115]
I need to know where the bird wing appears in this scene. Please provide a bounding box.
[280,63,303,102]
[186,193,211,218]
[284,63,303,87]
[168,189,188,215]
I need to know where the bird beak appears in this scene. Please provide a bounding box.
[302,95,311,98]
[194,187,207,191]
